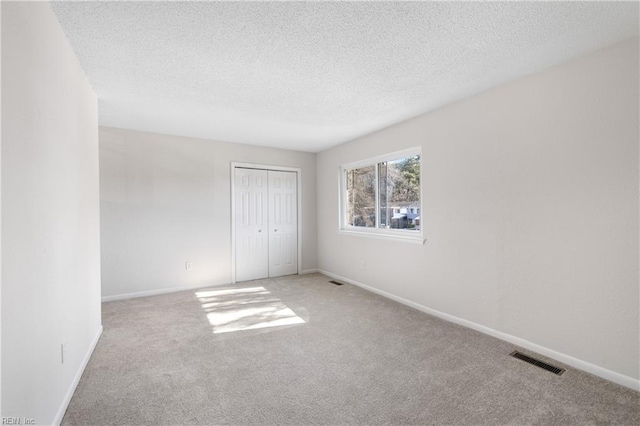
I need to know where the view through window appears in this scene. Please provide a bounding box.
[344,151,421,234]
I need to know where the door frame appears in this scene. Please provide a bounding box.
[230,162,303,283]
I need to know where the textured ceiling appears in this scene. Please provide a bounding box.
[51,1,639,152]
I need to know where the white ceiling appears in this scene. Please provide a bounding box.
[51,1,638,153]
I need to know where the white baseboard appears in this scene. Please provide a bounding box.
[102,282,228,302]
[104,273,322,303]
[53,325,103,425]
[318,269,640,392]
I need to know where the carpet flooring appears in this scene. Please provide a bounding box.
[62,273,639,425]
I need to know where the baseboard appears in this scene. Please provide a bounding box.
[102,282,228,302]
[53,325,103,425]
[318,269,640,392]
[103,273,322,302]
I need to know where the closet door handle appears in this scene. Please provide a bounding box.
[258,229,262,233]
[274,229,278,232]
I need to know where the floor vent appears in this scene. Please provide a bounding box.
[329,280,344,286]
[510,351,565,375]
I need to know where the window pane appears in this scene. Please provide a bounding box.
[378,155,420,231]
[346,165,376,228]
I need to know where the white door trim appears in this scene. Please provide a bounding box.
[231,161,302,283]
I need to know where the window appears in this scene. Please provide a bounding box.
[341,148,423,243]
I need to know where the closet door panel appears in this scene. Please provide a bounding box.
[268,170,297,277]
[234,168,269,282]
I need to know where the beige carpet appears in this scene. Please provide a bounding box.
[63,273,639,425]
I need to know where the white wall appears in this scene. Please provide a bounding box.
[317,39,639,386]
[1,2,102,424]
[99,127,317,299]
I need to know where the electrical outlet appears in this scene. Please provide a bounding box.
[360,260,366,270]
[61,342,66,364]
[185,261,193,271]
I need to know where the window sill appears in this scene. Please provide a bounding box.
[338,229,426,245]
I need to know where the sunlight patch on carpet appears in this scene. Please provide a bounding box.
[196,286,305,334]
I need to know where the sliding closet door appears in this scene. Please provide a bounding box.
[268,170,298,278]
[234,168,269,282]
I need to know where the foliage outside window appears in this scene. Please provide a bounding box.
[342,149,422,241]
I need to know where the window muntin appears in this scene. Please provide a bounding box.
[341,149,422,239]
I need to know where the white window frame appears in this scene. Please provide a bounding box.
[339,147,425,245]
